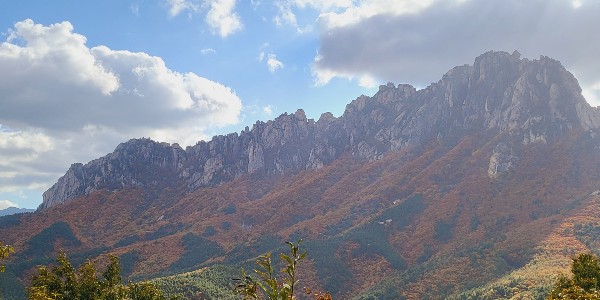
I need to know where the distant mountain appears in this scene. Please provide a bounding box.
[4,51,600,299]
[0,207,34,217]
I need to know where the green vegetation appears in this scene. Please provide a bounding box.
[223,204,236,215]
[305,239,351,294]
[449,277,550,300]
[226,235,283,264]
[0,271,27,299]
[0,214,22,227]
[0,242,14,272]
[169,233,224,272]
[573,223,600,256]
[353,286,402,300]
[119,251,140,279]
[348,194,424,269]
[234,240,306,300]
[202,226,217,237]
[434,220,454,242]
[548,253,600,299]
[28,251,173,300]
[152,265,239,300]
[25,222,81,258]
[234,240,331,300]
[378,194,425,230]
[349,222,406,269]
[303,194,424,294]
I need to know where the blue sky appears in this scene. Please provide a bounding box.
[1,0,599,209]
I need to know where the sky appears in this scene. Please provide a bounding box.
[0,0,599,209]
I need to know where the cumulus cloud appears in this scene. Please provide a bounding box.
[275,0,431,32]
[165,0,242,37]
[274,0,349,32]
[316,0,437,28]
[274,3,299,27]
[0,200,18,210]
[0,19,242,205]
[166,0,199,17]
[311,0,600,106]
[256,44,284,73]
[205,0,243,37]
[267,53,284,73]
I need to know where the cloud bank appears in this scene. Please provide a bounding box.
[282,0,600,105]
[0,19,242,203]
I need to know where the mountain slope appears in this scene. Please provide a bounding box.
[3,50,600,299]
[40,51,600,210]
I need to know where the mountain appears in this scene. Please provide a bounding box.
[3,50,600,299]
[40,50,600,210]
[0,207,34,217]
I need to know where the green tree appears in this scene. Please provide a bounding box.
[0,242,14,272]
[234,240,331,300]
[548,253,600,299]
[28,251,174,300]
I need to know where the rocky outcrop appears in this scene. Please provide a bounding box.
[487,143,518,178]
[40,139,185,210]
[40,51,600,210]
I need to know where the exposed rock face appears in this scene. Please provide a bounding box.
[487,143,518,178]
[40,51,600,209]
[40,140,185,210]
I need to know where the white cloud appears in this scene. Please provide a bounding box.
[274,3,298,27]
[312,53,374,87]
[583,81,600,107]
[267,53,284,73]
[205,0,243,38]
[263,105,274,116]
[165,0,242,37]
[201,48,216,55]
[273,1,331,33]
[310,0,600,107]
[291,0,353,10]
[2,19,120,97]
[317,0,437,29]
[0,19,242,205]
[0,200,18,210]
[166,0,199,17]
[358,74,376,88]
[275,0,432,32]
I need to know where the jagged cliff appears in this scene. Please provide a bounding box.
[40,50,600,210]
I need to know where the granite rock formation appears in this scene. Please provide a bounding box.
[40,51,600,210]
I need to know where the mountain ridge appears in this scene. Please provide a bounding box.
[3,50,600,298]
[0,207,34,217]
[40,50,600,210]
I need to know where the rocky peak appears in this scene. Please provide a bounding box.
[436,50,600,143]
[40,51,600,210]
[39,138,187,210]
